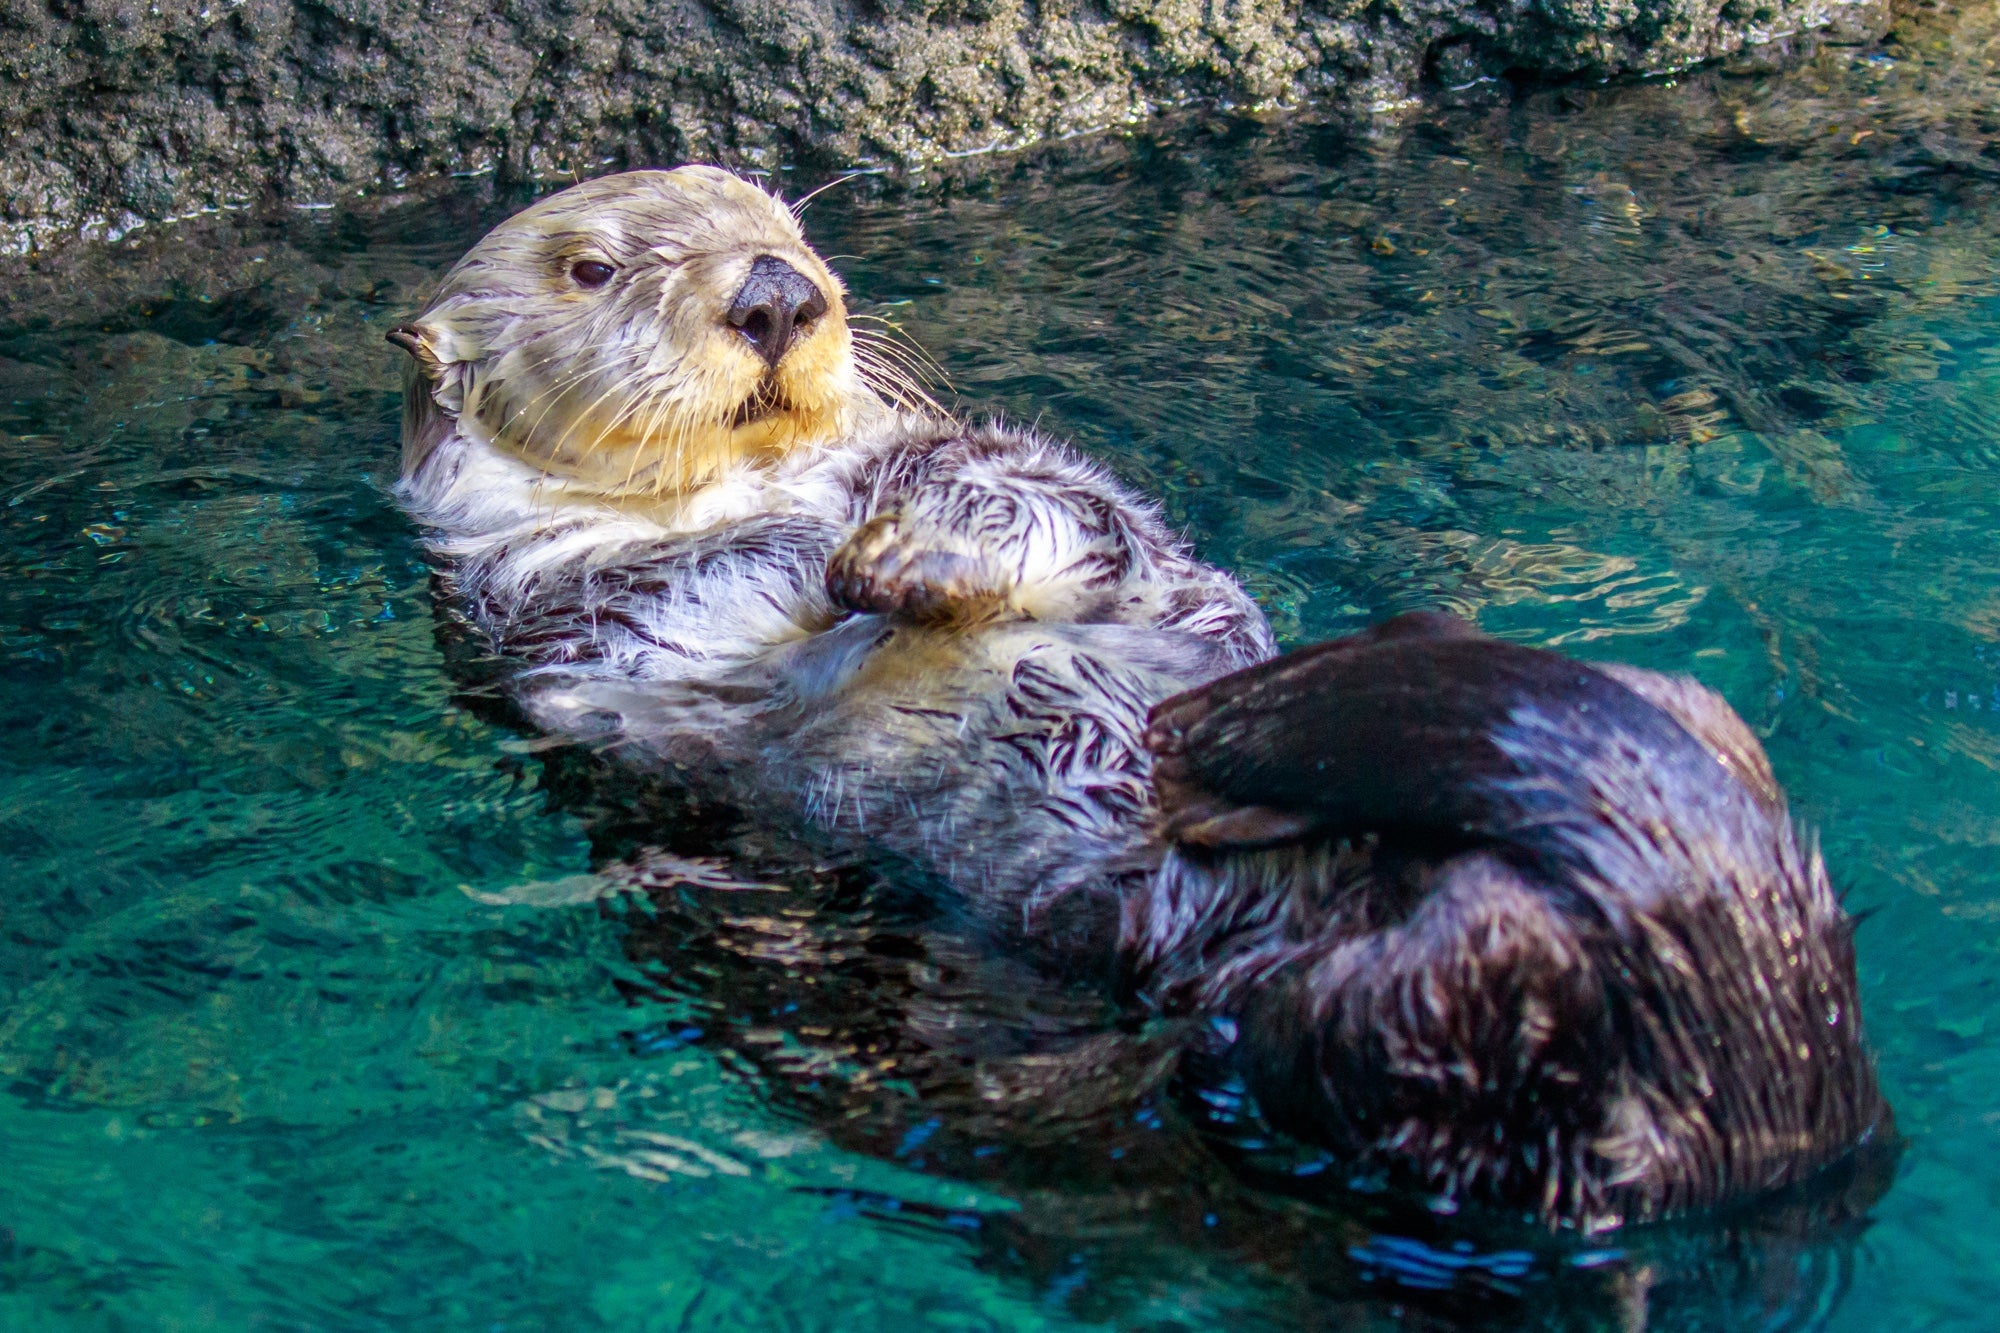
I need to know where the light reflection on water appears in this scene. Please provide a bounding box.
[2,4,2000,1327]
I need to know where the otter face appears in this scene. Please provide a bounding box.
[390,167,865,495]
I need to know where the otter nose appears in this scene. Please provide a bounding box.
[726,255,828,369]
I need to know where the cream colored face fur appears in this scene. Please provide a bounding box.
[393,167,864,496]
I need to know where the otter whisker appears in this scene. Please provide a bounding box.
[851,328,951,398]
[854,343,939,402]
[498,352,628,441]
[860,371,930,417]
[655,394,701,494]
[870,341,950,395]
[509,344,655,455]
[851,345,939,415]
[855,364,933,417]
[617,378,679,494]
[612,386,668,496]
[559,331,676,462]
[849,318,951,387]
[637,375,710,497]
[648,407,695,498]
[849,321,946,376]
[850,333,928,386]
[608,378,675,493]
[785,171,872,218]
[543,347,663,469]
[690,359,744,487]
[849,346,913,398]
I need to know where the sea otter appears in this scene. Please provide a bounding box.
[390,167,1887,1229]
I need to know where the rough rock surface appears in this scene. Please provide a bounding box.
[2,0,1890,250]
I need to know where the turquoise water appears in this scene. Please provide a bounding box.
[4,6,2000,1327]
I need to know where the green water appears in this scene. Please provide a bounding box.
[4,4,2000,1327]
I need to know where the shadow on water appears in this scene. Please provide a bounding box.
[3,0,1998,1326]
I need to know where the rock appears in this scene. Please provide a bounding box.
[0,0,1892,251]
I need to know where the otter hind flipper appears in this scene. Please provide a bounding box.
[1144,611,1728,861]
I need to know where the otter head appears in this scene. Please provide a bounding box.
[390,167,864,495]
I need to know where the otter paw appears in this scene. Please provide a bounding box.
[826,513,1006,621]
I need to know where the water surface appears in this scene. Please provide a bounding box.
[3,5,1999,1328]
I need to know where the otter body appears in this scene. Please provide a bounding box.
[394,168,1886,1231]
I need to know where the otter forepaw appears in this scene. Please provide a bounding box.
[826,513,1008,622]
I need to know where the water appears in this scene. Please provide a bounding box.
[3,3,1998,1326]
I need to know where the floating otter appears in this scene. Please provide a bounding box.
[391,167,1887,1229]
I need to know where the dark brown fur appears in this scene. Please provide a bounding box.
[1134,612,1891,1230]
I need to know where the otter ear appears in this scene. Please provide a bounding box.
[387,321,447,383]
[387,318,470,420]
[387,319,469,473]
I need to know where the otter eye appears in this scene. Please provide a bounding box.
[570,260,616,288]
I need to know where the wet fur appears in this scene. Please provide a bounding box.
[396,169,1885,1231]
[1139,613,1890,1229]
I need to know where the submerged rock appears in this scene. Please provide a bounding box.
[0,0,1890,251]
